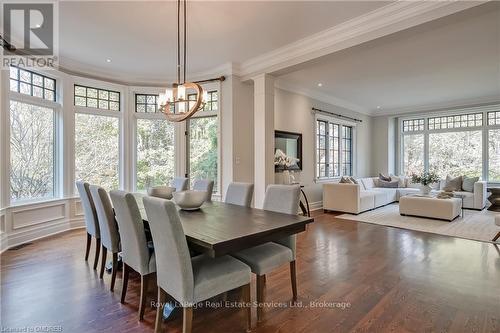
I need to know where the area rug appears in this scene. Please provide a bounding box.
[337,203,499,243]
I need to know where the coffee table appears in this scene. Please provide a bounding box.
[487,187,500,212]
[399,194,462,221]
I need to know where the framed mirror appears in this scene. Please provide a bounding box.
[274,130,302,171]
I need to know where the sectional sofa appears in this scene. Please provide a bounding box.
[323,177,487,214]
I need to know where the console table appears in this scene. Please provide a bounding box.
[487,187,500,212]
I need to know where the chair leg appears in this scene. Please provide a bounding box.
[290,260,297,302]
[155,287,167,333]
[121,263,130,304]
[493,231,500,242]
[85,233,91,261]
[139,273,150,321]
[99,245,107,279]
[241,283,252,332]
[93,237,101,270]
[256,274,265,322]
[183,306,193,333]
[110,252,118,291]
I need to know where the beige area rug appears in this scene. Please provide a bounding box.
[337,203,499,243]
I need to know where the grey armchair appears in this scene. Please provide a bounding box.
[192,179,214,202]
[225,182,254,207]
[142,196,252,333]
[171,177,189,192]
[76,181,101,270]
[109,190,156,321]
[90,185,120,291]
[232,184,300,321]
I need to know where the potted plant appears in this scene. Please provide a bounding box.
[411,172,440,196]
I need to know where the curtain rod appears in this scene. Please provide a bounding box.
[312,107,363,123]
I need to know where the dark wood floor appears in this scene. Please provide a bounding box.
[2,211,499,333]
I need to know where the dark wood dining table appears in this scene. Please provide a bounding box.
[134,194,314,258]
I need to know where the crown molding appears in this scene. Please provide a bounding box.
[239,0,488,80]
[373,94,500,117]
[275,80,371,115]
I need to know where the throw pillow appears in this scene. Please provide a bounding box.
[462,176,479,192]
[339,176,354,184]
[379,173,391,182]
[349,177,358,184]
[389,175,406,188]
[378,180,399,188]
[443,175,462,192]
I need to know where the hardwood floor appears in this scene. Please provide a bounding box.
[2,211,499,333]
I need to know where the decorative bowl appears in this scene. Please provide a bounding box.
[172,190,206,210]
[147,186,176,200]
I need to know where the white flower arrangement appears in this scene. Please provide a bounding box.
[274,149,300,169]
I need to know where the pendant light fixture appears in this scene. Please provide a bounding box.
[158,0,207,122]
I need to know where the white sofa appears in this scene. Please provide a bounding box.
[323,176,487,214]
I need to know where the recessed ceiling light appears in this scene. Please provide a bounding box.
[317,83,323,87]
[376,106,381,109]
[36,24,41,28]
[106,58,112,63]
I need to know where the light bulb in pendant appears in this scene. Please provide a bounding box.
[177,85,186,100]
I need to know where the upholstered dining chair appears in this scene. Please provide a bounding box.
[90,185,120,291]
[171,177,189,192]
[232,184,300,322]
[143,196,252,333]
[76,181,101,270]
[192,179,214,202]
[109,190,156,321]
[225,182,254,207]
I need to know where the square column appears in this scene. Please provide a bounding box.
[253,74,275,208]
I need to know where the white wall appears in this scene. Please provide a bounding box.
[274,88,374,209]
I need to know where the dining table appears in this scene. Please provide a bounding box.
[134,193,314,258]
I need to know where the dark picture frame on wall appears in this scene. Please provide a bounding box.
[274,130,302,171]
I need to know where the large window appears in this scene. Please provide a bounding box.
[75,114,119,190]
[136,119,175,191]
[402,134,424,175]
[489,129,500,182]
[429,131,482,178]
[316,119,354,179]
[10,101,55,202]
[400,107,500,181]
[188,116,219,192]
[136,94,159,113]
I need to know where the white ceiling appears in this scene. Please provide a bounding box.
[277,2,500,115]
[57,1,390,82]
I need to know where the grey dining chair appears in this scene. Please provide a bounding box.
[225,182,254,207]
[192,179,214,202]
[109,190,156,321]
[90,185,120,291]
[232,184,300,322]
[171,177,189,192]
[142,196,252,333]
[76,181,101,270]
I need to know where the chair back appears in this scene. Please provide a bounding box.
[192,179,214,202]
[263,184,301,258]
[76,181,100,238]
[143,196,194,303]
[90,185,120,253]
[225,182,254,207]
[172,177,189,192]
[109,190,153,275]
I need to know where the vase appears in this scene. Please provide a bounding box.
[282,170,290,185]
[420,184,432,196]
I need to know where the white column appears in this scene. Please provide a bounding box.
[253,74,275,208]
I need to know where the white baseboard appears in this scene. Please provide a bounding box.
[309,201,323,212]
